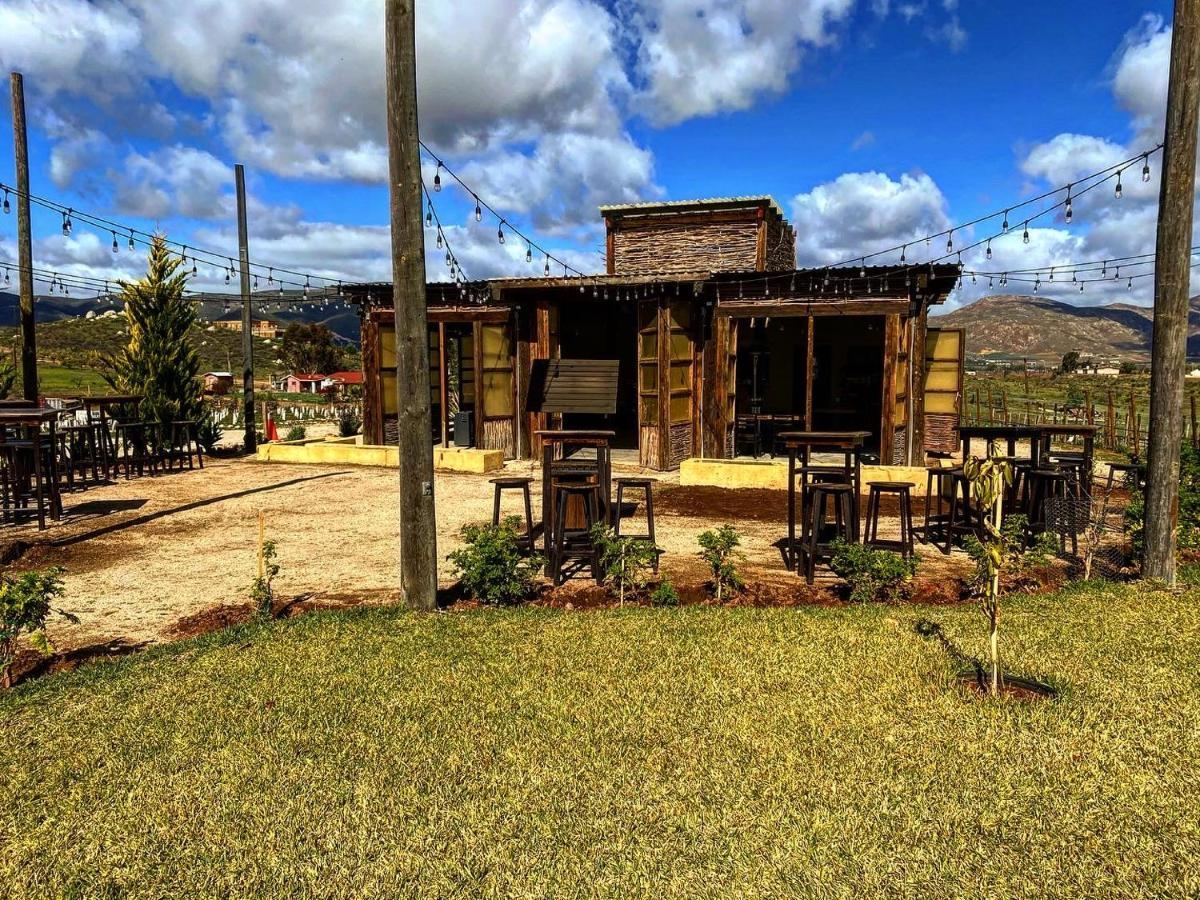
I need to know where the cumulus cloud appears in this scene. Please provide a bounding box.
[790,170,952,266]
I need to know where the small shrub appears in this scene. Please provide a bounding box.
[591,524,657,606]
[196,412,222,453]
[698,525,745,602]
[650,578,680,607]
[1,567,77,689]
[829,540,920,603]
[248,540,280,619]
[338,407,362,438]
[285,425,307,442]
[448,518,545,605]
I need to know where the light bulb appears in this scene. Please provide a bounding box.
[946,231,953,253]
[425,204,433,227]
[1115,171,1123,198]
[544,256,550,277]
[224,269,231,285]
[1128,278,1133,291]
[191,260,198,277]
[1079,281,1084,293]
[111,231,119,253]
[474,197,482,222]
[1049,267,1055,281]
[268,268,275,284]
[1065,196,1072,224]
[433,162,442,192]
[859,258,866,278]
[497,223,505,244]
[525,243,532,264]
[436,229,443,249]
[128,230,135,251]
[985,240,992,261]
[1002,210,1009,233]
[3,268,8,285]
[62,209,72,236]
[2,189,9,214]
[1022,222,1030,245]
[1142,155,1150,183]
[900,244,906,264]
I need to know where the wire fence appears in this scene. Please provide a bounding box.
[207,397,362,429]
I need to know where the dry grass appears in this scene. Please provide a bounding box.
[1,578,1198,896]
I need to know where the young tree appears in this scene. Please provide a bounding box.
[280,322,343,376]
[104,236,202,429]
[962,457,1013,697]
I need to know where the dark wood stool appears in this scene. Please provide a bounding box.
[614,476,658,572]
[550,482,602,586]
[800,482,855,585]
[489,475,534,548]
[922,466,960,554]
[1105,461,1145,492]
[63,422,103,487]
[115,422,160,479]
[1023,469,1070,533]
[945,469,981,551]
[168,420,204,471]
[865,481,915,558]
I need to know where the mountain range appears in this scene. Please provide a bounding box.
[932,293,1200,363]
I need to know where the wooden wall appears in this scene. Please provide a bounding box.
[611,216,761,275]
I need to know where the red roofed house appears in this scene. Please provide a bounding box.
[283,373,326,394]
[322,371,365,397]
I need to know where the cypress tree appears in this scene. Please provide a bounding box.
[104,235,201,428]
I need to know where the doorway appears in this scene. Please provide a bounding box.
[554,298,639,449]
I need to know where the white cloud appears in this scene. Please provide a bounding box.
[623,0,856,125]
[790,170,952,266]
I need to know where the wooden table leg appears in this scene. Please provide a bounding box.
[541,441,553,555]
[787,449,796,571]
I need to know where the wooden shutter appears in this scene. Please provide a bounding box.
[923,327,964,453]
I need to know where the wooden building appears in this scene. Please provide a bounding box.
[352,196,964,470]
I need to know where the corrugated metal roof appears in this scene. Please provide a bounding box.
[599,195,784,218]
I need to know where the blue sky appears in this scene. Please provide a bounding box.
[0,0,1189,308]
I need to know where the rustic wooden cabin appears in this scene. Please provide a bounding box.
[351,196,963,470]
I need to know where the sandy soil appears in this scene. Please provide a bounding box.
[3,455,979,653]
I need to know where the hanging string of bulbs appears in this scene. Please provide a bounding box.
[421,181,474,288]
[0,181,363,293]
[419,140,587,280]
[708,142,1165,298]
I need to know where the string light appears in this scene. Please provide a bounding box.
[61,208,72,236]
[1115,170,1123,199]
[425,202,433,227]
[433,161,442,192]
[474,196,482,222]
[1064,185,1073,224]
[497,221,505,245]
[1022,221,1030,245]
[111,231,119,253]
[525,242,533,264]
[436,228,444,250]
[128,229,135,252]
[900,244,906,264]
[1142,154,1151,183]
[1,188,9,214]
[946,230,954,253]
[1002,210,1009,233]
[543,254,551,277]
[985,239,992,261]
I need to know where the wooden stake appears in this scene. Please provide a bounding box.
[258,510,265,580]
[385,0,437,610]
[236,164,256,453]
[10,73,36,401]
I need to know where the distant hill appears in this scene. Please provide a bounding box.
[932,293,1200,363]
[0,291,361,345]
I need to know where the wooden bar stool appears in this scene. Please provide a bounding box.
[800,482,855,585]
[169,420,204,471]
[614,476,658,572]
[864,481,915,558]
[115,423,159,479]
[945,469,981,551]
[1023,469,1070,533]
[1105,461,1145,492]
[489,475,535,549]
[922,465,960,554]
[549,482,602,586]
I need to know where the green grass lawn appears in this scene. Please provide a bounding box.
[2,581,1199,897]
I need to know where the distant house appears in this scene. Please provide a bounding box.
[214,318,283,339]
[1187,368,1200,379]
[1092,366,1120,377]
[321,371,364,397]
[283,373,325,394]
[202,371,234,394]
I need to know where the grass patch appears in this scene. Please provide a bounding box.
[2,582,1199,896]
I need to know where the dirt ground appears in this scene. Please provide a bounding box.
[3,455,984,655]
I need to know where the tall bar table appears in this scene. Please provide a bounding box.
[778,430,870,570]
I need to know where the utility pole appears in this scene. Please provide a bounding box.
[384,0,437,610]
[10,72,36,401]
[1144,0,1200,584]
[235,164,256,453]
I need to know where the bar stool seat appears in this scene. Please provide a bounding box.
[549,482,602,585]
[489,475,535,549]
[864,481,915,558]
[614,476,659,572]
[169,420,204,471]
[800,482,855,585]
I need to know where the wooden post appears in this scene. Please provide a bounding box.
[385,0,437,610]
[1145,0,1200,581]
[235,164,256,453]
[10,73,36,401]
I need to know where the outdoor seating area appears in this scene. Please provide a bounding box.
[0,395,203,531]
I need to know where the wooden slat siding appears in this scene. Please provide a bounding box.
[482,418,514,457]
[362,312,384,444]
[764,217,797,270]
[669,422,691,467]
[881,313,900,464]
[612,220,760,276]
[640,426,659,469]
[754,206,767,270]
[527,359,620,414]
[804,314,815,430]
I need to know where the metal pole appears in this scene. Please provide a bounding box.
[1144,0,1200,583]
[384,0,437,609]
[10,72,36,401]
[235,164,256,453]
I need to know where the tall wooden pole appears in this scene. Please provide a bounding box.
[235,164,256,453]
[1144,0,1200,583]
[10,73,36,401]
[384,0,437,610]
